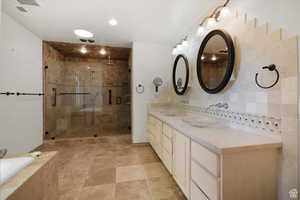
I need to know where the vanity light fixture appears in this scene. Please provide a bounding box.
[196,0,230,36]
[80,47,88,54]
[74,29,94,38]
[172,0,231,55]
[172,36,188,55]
[100,48,107,55]
[109,18,118,26]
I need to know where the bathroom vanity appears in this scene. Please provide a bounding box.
[147,106,282,200]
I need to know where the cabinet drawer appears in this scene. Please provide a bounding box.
[162,148,172,174]
[163,124,173,139]
[191,161,219,200]
[191,141,219,177]
[162,134,172,154]
[191,181,209,200]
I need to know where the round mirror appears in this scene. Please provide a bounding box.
[173,55,189,95]
[197,30,235,94]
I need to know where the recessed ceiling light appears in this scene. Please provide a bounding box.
[80,47,87,54]
[108,18,118,26]
[74,29,94,38]
[100,48,107,55]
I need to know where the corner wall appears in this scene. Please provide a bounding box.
[131,42,172,143]
[0,13,43,154]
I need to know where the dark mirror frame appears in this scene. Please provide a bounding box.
[197,29,235,94]
[172,54,190,95]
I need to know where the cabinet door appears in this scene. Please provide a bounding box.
[173,130,190,198]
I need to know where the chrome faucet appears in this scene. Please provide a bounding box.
[206,103,229,111]
[0,149,7,159]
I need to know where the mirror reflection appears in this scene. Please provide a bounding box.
[175,58,187,92]
[201,34,228,89]
[173,55,189,95]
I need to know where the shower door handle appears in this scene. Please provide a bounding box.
[52,88,57,107]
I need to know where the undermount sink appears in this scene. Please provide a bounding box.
[182,117,218,128]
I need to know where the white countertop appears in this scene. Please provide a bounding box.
[149,109,282,154]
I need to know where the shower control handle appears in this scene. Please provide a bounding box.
[52,88,57,107]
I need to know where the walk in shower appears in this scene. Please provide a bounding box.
[43,42,131,140]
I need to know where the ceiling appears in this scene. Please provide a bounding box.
[2,0,221,47]
[45,41,131,60]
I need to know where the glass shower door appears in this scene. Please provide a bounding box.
[44,61,102,140]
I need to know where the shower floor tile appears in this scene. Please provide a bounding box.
[35,134,186,200]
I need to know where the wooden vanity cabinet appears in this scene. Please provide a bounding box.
[147,114,279,200]
[190,141,279,200]
[172,129,191,197]
[162,124,173,174]
[147,115,163,160]
[148,116,190,196]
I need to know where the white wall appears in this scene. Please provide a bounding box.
[0,13,43,154]
[131,42,172,143]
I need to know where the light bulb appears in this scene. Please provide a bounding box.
[197,26,205,36]
[211,55,217,61]
[172,48,177,55]
[220,7,230,18]
[80,47,87,54]
[100,48,107,55]
[74,29,94,38]
[207,17,217,28]
[177,44,183,51]
[201,55,205,60]
[182,39,188,47]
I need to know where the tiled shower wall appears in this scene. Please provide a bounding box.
[170,11,298,199]
[43,42,131,139]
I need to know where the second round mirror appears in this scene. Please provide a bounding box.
[173,55,189,95]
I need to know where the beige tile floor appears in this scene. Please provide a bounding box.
[36,134,186,200]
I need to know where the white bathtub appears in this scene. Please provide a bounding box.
[0,157,34,185]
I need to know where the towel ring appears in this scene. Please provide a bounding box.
[255,64,279,89]
[136,84,144,94]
